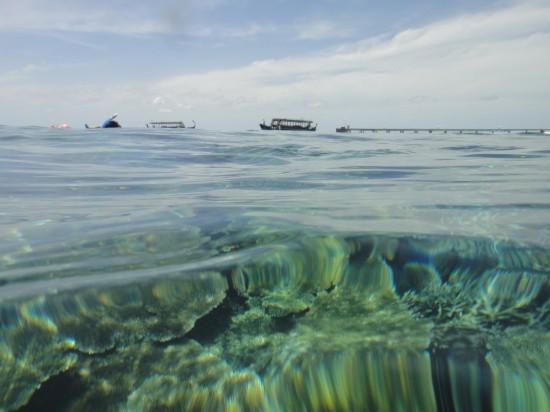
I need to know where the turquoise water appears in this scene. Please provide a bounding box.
[1,126,548,411]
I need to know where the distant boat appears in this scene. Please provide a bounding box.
[85,113,121,129]
[260,118,317,131]
[147,120,196,129]
[51,124,70,129]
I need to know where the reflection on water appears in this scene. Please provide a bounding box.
[1,230,548,411]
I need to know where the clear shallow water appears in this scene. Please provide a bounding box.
[0,126,548,410]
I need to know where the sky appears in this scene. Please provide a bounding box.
[0,0,549,131]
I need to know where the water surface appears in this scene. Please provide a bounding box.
[0,127,548,411]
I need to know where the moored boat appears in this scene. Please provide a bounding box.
[260,118,317,131]
[147,120,196,129]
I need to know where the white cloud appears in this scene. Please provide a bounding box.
[0,1,189,35]
[22,64,51,74]
[275,5,547,121]
[0,0,255,37]
[222,23,277,39]
[0,62,86,83]
[297,20,357,40]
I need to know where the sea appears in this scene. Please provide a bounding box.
[1,126,548,411]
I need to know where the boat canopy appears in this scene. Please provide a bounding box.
[271,118,313,126]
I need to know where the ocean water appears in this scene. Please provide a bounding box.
[0,126,548,411]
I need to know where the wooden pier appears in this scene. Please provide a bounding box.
[336,127,547,134]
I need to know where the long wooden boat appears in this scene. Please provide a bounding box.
[260,118,316,131]
[147,120,196,129]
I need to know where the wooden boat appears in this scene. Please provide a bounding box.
[147,120,195,129]
[260,118,317,131]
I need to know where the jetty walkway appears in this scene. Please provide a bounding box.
[336,127,547,134]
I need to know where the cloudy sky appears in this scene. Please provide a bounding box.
[1,0,549,130]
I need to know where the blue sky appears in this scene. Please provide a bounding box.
[1,0,549,130]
